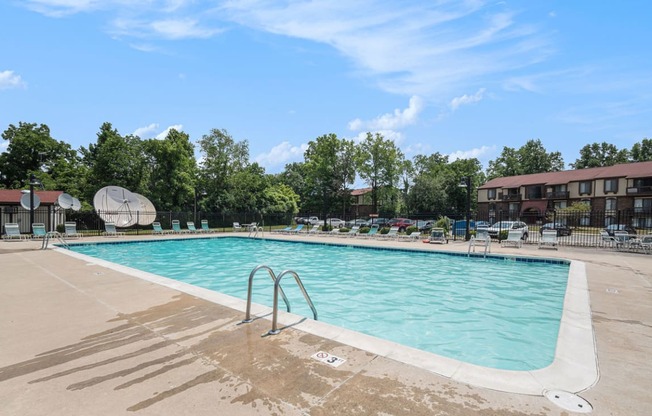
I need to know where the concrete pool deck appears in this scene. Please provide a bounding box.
[1,233,650,415]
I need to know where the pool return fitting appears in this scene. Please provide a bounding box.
[242,265,318,335]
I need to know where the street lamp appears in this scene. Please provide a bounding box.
[29,174,41,228]
[459,176,472,241]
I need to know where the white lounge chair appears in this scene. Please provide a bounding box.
[103,222,125,237]
[501,229,523,248]
[539,230,558,250]
[398,230,421,242]
[201,220,212,233]
[64,222,82,238]
[429,228,448,244]
[338,225,360,237]
[378,226,400,240]
[307,224,321,235]
[152,221,170,235]
[2,223,28,241]
[233,222,243,232]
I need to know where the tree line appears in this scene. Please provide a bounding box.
[1,121,650,218]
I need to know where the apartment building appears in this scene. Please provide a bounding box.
[477,161,652,228]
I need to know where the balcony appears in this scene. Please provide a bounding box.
[627,186,652,195]
[500,193,522,201]
[546,191,570,199]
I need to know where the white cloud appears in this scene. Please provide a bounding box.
[24,0,101,17]
[0,70,26,90]
[348,96,424,131]
[448,145,495,162]
[255,141,308,170]
[449,88,486,111]
[149,18,223,39]
[132,123,182,139]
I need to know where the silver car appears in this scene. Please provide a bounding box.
[487,221,529,240]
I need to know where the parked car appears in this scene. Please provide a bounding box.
[367,218,390,228]
[475,221,491,229]
[388,218,415,232]
[306,216,321,225]
[345,218,368,228]
[325,218,345,228]
[540,222,572,236]
[294,216,308,224]
[416,220,436,233]
[487,221,529,240]
[604,224,636,236]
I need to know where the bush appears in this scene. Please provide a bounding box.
[321,224,333,232]
[379,227,390,235]
[359,226,371,234]
[56,224,65,233]
[498,230,508,241]
[405,225,419,235]
[338,227,350,233]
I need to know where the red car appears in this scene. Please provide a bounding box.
[388,218,415,232]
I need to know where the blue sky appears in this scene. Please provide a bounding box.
[1,0,651,175]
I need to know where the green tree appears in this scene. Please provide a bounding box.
[304,133,355,225]
[275,162,310,211]
[262,183,300,214]
[142,129,197,211]
[630,138,652,162]
[570,142,629,169]
[487,139,564,179]
[407,153,450,213]
[81,122,150,201]
[0,122,82,192]
[355,132,404,214]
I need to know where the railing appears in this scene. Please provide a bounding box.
[242,265,290,323]
[546,191,570,199]
[627,186,652,195]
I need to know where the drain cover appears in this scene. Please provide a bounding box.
[544,390,592,413]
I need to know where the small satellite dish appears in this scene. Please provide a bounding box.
[71,198,81,211]
[93,186,139,227]
[133,193,157,225]
[58,193,74,209]
[20,193,41,210]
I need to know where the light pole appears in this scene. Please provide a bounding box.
[29,174,41,228]
[459,176,472,241]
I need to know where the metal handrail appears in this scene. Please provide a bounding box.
[468,235,490,257]
[242,265,290,323]
[248,225,264,238]
[41,232,68,250]
[269,270,318,335]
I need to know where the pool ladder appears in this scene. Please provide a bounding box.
[242,265,318,335]
[41,232,69,250]
[248,225,264,238]
[468,235,491,257]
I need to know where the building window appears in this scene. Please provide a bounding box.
[634,198,652,213]
[526,185,543,199]
[553,201,567,210]
[579,181,592,195]
[604,178,618,194]
[605,198,617,211]
[487,188,497,200]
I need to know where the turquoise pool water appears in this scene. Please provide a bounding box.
[69,237,569,371]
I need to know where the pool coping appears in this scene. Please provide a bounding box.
[56,236,598,395]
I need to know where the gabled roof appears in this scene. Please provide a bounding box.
[351,187,372,196]
[0,190,64,204]
[479,161,652,189]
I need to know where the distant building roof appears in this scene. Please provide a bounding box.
[479,161,652,189]
[351,187,372,196]
[0,190,64,204]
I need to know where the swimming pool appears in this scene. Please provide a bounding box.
[68,237,570,372]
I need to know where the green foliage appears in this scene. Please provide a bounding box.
[487,139,564,179]
[379,227,390,234]
[630,138,652,162]
[434,216,450,234]
[358,226,370,234]
[405,225,418,235]
[498,230,508,241]
[571,142,629,169]
[263,183,300,214]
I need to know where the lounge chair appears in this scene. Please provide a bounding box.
[468,226,490,253]
[287,224,305,234]
[613,231,632,251]
[307,224,321,235]
[338,225,360,237]
[171,220,186,234]
[637,235,652,254]
[103,222,125,237]
[64,222,83,238]
[187,221,200,233]
[429,228,448,244]
[31,223,47,239]
[501,229,523,248]
[378,226,400,240]
[201,220,212,233]
[360,224,380,239]
[152,221,169,235]
[2,223,28,241]
[398,230,421,242]
[600,231,617,248]
[539,229,558,250]
[233,222,243,232]
[273,225,293,233]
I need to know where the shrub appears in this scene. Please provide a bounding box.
[56,224,65,233]
[339,227,350,233]
[498,230,508,241]
[405,225,419,235]
[359,226,371,234]
[321,224,333,232]
[379,227,390,234]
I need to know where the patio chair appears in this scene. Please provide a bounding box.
[538,230,558,250]
[287,224,305,234]
[337,225,360,237]
[600,231,617,248]
[32,223,47,239]
[64,222,83,238]
[187,221,200,233]
[307,224,321,235]
[398,230,421,242]
[501,229,523,248]
[152,221,168,235]
[233,222,243,232]
[201,220,212,233]
[429,228,448,244]
[171,220,186,234]
[102,222,125,237]
[360,224,380,239]
[378,226,400,240]
[2,223,28,241]
[273,225,293,233]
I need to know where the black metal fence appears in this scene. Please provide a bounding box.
[2,206,650,248]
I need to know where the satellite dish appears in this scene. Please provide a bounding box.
[93,186,139,227]
[71,198,81,211]
[20,193,41,210]
[58,193,74,209]
[133,193,157,225]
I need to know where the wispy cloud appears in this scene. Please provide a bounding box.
[450,88,486,111]
[0,70,26,90]
[349,96,424,131]
[255,141,308,170]
[132,123,183,139]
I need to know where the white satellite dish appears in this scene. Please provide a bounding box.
[71,198,81,211]
[58,193,74,209]
[93,186,139,227]
[132,193,157,225]
[20,193,41,210]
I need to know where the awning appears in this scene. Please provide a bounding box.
[520,200,549,214]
